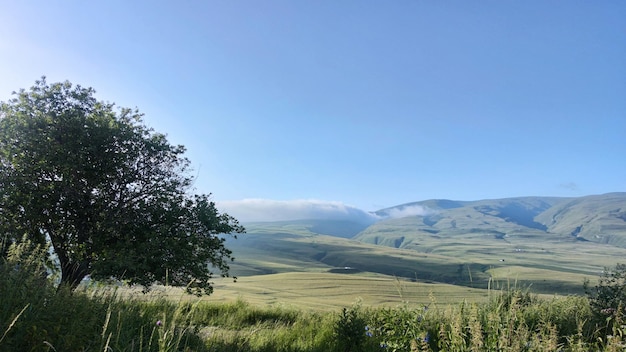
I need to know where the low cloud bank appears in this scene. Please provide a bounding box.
[382,205,435,218]
[217,199,379,223]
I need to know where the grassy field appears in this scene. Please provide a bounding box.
[5,236,626,351]
[224,219,626,299]
[132,272,491,311]
[5,267,626,351]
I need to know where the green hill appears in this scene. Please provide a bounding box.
[361,193,626,249]
[223,193,626,299]
[535,192,626,246]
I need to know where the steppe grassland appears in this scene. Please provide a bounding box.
[132,272,490,311]
[122,270,583,313]
[227,227,626,297]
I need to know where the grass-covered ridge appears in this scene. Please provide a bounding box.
[227,224,626,297]
[225,193,626,298]
[367,193,626,248]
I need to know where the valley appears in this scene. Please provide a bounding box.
[212,193,626,308]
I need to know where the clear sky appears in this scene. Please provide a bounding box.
[1,1,624,219]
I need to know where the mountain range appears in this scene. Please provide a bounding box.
[225,192,626,295]
[361,192,626,249]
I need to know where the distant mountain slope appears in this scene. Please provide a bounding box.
[534,193,626,246]
[357,193,626,249]
[242,219,371,239]
[224,193,626,296]
[225,221,494,286]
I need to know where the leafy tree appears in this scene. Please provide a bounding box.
[0,78,244,294]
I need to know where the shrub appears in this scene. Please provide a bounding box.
[333,303,380,352]
[585,263,626,341]
[370,303,433,351]
[585,263,626,316]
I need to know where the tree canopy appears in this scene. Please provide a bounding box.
[0,78,244,294]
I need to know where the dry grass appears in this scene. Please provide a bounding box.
[121,272,490,311]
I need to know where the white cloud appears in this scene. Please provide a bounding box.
[382,205,435,219]
[217,199,379,223]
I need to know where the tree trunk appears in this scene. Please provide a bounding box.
[50,232,91,291]
[59,259,90,291]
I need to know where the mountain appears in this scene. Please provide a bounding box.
[359,193,626,249]
[535,193,626,246]
[225,193,626,296]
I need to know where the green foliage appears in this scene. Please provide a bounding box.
[0,77,244,294]
[370,303,434,351]
[586,263,626,314]
[363,290,597,352]
[333,304,369,352]
[0,243,333,351]
[584,263,626,340]
[0,244,206,351]
[0,239,54,349]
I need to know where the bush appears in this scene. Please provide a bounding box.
[370,303,433,352]
[333,303,382,352]
[334,305,367,352]
[585,263,626,316]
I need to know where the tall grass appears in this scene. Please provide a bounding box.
[0,240,206,352]
[3,240,626,351]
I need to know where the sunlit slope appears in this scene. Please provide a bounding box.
[358,194,626,249]
[357,197,570,252]
[535,192,626,246]
[224,220,624,296]
[221,194,626,298]
[227,222,488,285]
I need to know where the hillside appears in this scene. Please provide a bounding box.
[224,193,626,297]
[359,193,626,249]
[535,193,626,246]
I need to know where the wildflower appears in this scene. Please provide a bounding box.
[366,331,373,337]
[156,320,162,327]
[380,342,388,348]
[424,332,430,343]
[601,308,616,315]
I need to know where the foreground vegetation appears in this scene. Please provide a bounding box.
[3,241,626,351]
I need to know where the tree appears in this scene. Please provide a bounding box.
[0,78,244,294]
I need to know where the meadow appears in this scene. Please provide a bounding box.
[225,219,626,299]
[3,240,626,351]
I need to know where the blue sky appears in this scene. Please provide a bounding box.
[1,1,624,219]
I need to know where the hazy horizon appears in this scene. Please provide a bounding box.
[218,191,622,223]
